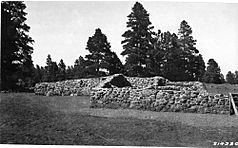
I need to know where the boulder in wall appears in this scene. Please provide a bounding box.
[96,74,132,89]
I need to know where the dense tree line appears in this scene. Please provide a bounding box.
[226,71,238,84]
[120,2,226,84]
[33,55,66,83]
[121,2,206,81]
[1,1,237,90]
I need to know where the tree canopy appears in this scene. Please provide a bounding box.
[85,28,124,77]
[121,2,155,77]
[1,1,34,90]
[202,59,225,84]
[2,1,234,88]
[226,71,238,84]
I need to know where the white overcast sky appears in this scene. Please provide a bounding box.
[25,1,238,75]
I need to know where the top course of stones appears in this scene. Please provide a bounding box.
[34,73,204,96]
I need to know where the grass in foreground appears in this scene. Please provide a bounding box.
[0,93,237,146]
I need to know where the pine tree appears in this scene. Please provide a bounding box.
[33,65,43,83]
[162,32,188,81]
[83,60,98,78]
[1,1,34,90]
[191,54,206,81]
[73,56,87,78]
[51,62,59,82]
[226,71,235,84]
[121,2,155,77]
[85,28,111,76]
[226,71,238,84]
[177,20,205,81]
[57,59,66,81]
[178,20,198,54]
[145,29,164,76]
[66,66,74,80]
[103,51,124,75]
[43,54,53,82]
[235,71,238,84]
[85,28,123,77]
[202,59,224,84]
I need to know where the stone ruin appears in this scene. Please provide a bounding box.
[34,77,102,96]
[34,74,230,114]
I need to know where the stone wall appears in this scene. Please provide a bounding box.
[34,74,230,114]
[34,78,102,96]
[126,76,167,89]
[34,74,167,96]
[90,81,230,114]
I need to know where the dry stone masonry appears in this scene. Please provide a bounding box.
[34,74,230,114]
[34,74,166,96]
[34,77,102,96]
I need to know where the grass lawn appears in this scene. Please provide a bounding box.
[0,93,238,146]
[204,83,238,95]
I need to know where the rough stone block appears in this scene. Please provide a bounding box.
[97,74,132,88]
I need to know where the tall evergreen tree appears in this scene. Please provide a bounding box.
[33,65,43,83]
[57,59,66,81]
[202,59,224,84]
[43,54,53,82]
[178,20,198,54]
[85,28,111,76]
[145,29,164,76]
[103,51,124,75]
[121,2,155,77]
[177,20,205,81]
[73,56,87,78]
[161,32,188,81]
[66,66,74,80]
[191,54,206,81]
[85,28,123,77]
[1,1,34,90]
[51,62,59,82]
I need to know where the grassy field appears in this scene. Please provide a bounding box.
[204,83,238,95]
[0,93,238,146]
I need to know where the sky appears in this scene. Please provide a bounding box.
[25,1,238,75]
